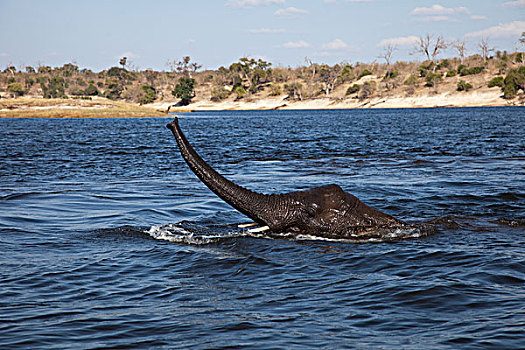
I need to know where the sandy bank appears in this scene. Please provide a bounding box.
[1,89,522,118]
[149,88,520,113]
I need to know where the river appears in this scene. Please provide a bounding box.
[0,108,524,348]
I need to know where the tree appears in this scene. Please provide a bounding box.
[453,39,467,63]
[413,34,447,63]
[503,66,525,99]
[518,32,525,65]
[172,77,195,105]
[304,57,318,81]
[168,56,201,78]
[39,76,67,98]
[479,37,494,63]
[228,57,272,93]
[284,82,304,101]
[380,44,396,66]
[120,57,127,69]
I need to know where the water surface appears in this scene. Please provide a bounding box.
[0,108,524,348]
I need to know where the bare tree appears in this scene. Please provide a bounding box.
[413,34,447,63]
[167,56,202,78]
[479,37,494,63]
[304,57,317,81]
[453,39,467,63]
[379,44,397,66]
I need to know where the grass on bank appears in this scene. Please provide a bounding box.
[0,97,167,118]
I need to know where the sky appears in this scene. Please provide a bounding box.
[1,0,524,71]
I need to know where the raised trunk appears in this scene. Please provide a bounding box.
[167,118,280,226]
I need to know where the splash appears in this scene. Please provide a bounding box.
[146,222,431,245]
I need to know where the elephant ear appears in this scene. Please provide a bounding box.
[167,118,278,227]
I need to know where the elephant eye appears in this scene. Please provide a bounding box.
[306,204,318,217]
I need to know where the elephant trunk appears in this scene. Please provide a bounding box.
[167,118,280,226]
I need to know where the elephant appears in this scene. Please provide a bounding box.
[167,117,406,239]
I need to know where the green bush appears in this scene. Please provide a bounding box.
[270,84,282,96]
[234,85,246,99]
[446,69,457,77]
[458,65,484,76]
[488,76,504,88]
[7,82,24,97]
[345,84,360,95]
[418,62,434,77]
[404,74,418,86]
[284,82,304,100]
[70,88,85,96]
[436,59,451,70]
[104,80,123,100]
[137,85,156,104]
[84,84,99,96]
[456,80,473,92]
[384,70,398,79]
[358,69,372,80]
[210,87,231,101]
[425,72,442,87]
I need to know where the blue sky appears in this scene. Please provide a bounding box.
[1,0,524,71]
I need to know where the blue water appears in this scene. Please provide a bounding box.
[0,108,524,349]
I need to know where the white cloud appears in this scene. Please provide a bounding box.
[471,15,487,20]
[377,35,419,47]
[503,0,525,7]
[411,4,469,16]
[275,7,308,18]
[247,28,285,34]
[322,39,349,50]
[282,40,310,48]
[417,15,454,22]
[0,53,9,57]
[324,0,375,2]
[226,0,284,9]
[465,21,525,38]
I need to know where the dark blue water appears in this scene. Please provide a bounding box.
[1,108,524,349]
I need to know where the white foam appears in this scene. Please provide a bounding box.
[146,223,427,245]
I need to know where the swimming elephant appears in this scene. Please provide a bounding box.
[167,117,405,239]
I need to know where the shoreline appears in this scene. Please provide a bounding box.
[0,90,522,118]
[155,88,520,113]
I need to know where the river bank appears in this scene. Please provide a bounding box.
[0,97,166,118]
[153,87,518,112]
[0,88,521,118]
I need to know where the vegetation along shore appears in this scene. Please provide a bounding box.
[1,36,525,117]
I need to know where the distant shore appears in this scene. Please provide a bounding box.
[0,90,521,119]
